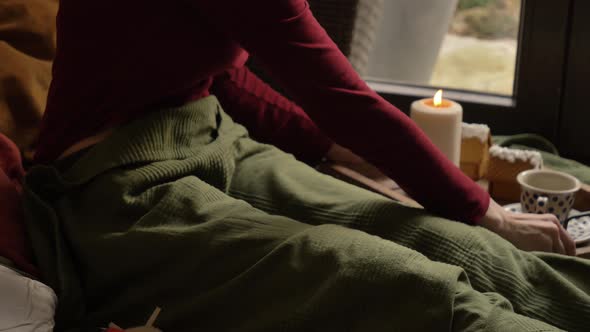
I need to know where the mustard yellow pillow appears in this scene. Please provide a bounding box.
[0,0,57,152]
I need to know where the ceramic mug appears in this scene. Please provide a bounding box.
[517,169,582,224]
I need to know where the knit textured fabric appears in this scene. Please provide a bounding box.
[24,97,588,331]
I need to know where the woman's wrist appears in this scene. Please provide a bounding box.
[478,199,506,232]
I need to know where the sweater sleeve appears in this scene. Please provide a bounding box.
[210,66,333,165]
[199,0,490,223]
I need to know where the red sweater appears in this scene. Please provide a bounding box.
[35,0,489,223]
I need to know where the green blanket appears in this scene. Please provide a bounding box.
[23,97,590,331]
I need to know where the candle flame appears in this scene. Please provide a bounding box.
[433,90,443,107]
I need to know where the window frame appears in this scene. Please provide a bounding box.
[558,0,590,164]
[367,0,572,142]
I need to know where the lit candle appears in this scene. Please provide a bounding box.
[410,90,463,166]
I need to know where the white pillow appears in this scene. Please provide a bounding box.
[0,265,57,331]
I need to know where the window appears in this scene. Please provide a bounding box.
[363,0,588,163]
[559,0,590,164]
[367,0,521,96]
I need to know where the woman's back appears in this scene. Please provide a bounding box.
[35,1,247,163]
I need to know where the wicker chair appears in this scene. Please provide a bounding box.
[248,0,384,84]
[308,0,383,75]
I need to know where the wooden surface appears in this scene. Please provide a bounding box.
[317,162,421,208]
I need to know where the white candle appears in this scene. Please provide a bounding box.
[410,90,463,166]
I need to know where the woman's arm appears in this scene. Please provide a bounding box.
[326,143,576,255]
[197,0,575,255]
[210,66,333,165]
[199,0,488,223]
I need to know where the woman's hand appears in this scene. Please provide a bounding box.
[327,144,577,256]
[479,199,577,256]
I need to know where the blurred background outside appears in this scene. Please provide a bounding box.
[366,0,522,96]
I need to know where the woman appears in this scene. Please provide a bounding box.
[24,1,588,331]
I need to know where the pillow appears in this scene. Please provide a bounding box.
[0,264,56,331]
[0,132,37,277]
[0,0,58,153]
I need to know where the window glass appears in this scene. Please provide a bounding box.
[365,0,522,96]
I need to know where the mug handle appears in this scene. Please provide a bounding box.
[535,196,549,214]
